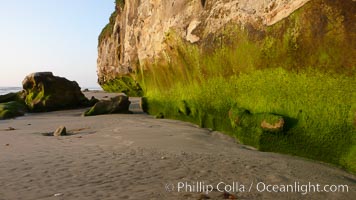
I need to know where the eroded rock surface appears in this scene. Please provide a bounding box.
[0,101,27,120]
[97,0,312,84]
[84,95,131,116]
[22,72,91,112]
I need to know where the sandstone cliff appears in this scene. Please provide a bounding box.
[97,0,315,84]
[97,0,356,172]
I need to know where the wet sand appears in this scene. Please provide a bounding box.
[0,92,355,200]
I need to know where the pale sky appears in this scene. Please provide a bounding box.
[0,0,115,88]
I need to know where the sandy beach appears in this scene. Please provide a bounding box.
[0,92,354,200]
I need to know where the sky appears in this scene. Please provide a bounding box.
[0,0,115,88]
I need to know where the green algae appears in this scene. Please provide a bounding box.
[142,69,355,172]
[100,0,356,172]
[101,76,143,97]
[0,101,27,120]
[84,95,131,116]
[98,10,118,44]
[137,0,355,172]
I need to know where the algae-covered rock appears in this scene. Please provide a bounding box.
[100,76,143,97]
[228,105,285,147]
[228,106,252,128]
[22,72,91,112]
[97,0,356,172]
[84,95,131,116]
[0,101,27,120]
[261,118,284,132]
[177,100,191,116]
[229,105,285,131]
[140,97,149,113]
[88,96,100,106]
[155,113,164,119]
[0,92,24,104]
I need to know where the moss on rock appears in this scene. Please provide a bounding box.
[84,95,131,116]
[98,10,118,44]
[99,0,356,172]
[98,0,125,44]
[0,92,24,104]
[0,101,27,120]
[22,72,91,112]
[101,76,143,97]
[228,105,285,148]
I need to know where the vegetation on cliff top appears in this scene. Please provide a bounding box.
[115,0,125,9]
[98,10,117,44]
[98,0,125,44]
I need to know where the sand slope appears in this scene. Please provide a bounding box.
[0,92,355,200]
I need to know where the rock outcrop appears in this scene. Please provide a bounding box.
[97,0,356,172]
[0,92,23,104]
[0,101,27,120]
[0,92,26,120]
[98,0,354,83]
[84,95,131,116]
[99,0,334,84]
[22,72,91,112]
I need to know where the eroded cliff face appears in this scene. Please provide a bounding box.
[97,0,356,172]
[97,0,312,84]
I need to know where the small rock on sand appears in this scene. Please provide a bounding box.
[53,193,63,197]
[53,126,67,136]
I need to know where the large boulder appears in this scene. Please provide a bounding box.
[84,95,131,116]
[0,101,27,120]
[22,72,91,111]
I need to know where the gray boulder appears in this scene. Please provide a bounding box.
[84,95,131,116]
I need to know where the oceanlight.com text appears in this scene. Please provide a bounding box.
[165,181,349,195]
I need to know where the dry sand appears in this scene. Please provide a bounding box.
[0,92,355,200]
